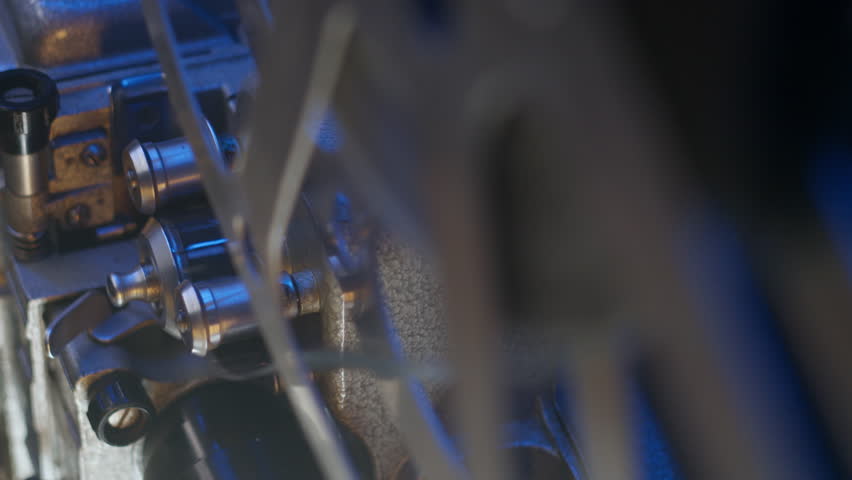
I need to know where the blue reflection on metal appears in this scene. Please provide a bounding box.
[184,238,228,252]
[210,442,239,480]
[121,73,162,89]
[504,418,553,450]
[38,0,130,11]
[678,207,840,479]
[314,111,341,153]
[632,386,680,480]
[176,0,234,39]
[554,382,680,480]
[193,410,208,434]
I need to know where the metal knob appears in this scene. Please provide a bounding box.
[86,371,155,446]
[106,264,159,307]
[105,213,235,338]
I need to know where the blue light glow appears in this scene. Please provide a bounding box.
[314,111,341,153]
[677,206,840,479]
[184,238,228,252]
[38,0,131,11]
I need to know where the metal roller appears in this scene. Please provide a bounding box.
[175,271,321,356]
[122,120,239,215]
[106,210,234,337]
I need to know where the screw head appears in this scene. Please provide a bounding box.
[81,143,106,167]
[65,203,91,228]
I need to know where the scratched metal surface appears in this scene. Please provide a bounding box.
[320,230,449,479]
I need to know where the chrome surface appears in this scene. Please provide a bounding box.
[176,271,320,357]
[3,240,141,479]
[3,152,47,197]
[106,264,157,308]
[0,1,845,479]
[122,120,218,215]
[106,217,179,336]
[141,1,361,479]
[122,140,157,215]
[107,220,172,300]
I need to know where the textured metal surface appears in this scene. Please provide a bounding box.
[235,0,468,472]
[2,238,216,479]
[25,290,77,479]
[73,383,142,480]
[320,230,450,478]
[0,284,36,479]
[3,0,237,68]
[3,241,134,479]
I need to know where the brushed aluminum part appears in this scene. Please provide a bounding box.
[122,120,218,215]
[319,231,452,478]
[3,152,48,197]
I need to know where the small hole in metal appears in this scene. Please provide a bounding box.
[107,407,146,430]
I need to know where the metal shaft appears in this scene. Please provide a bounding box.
[122,120,233,215]
[176,271,321,356]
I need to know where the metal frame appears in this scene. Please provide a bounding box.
[141,1,358,478]
[140,1,852,479]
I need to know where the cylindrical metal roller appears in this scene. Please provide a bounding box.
[175,271,321,356]
[106,210,234,337]
[0,68,59,261]
[122,120,238,215]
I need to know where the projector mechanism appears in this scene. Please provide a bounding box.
[0,12,578,480]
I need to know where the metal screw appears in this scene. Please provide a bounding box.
[81,143,107,167]
[66,204,91,228]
